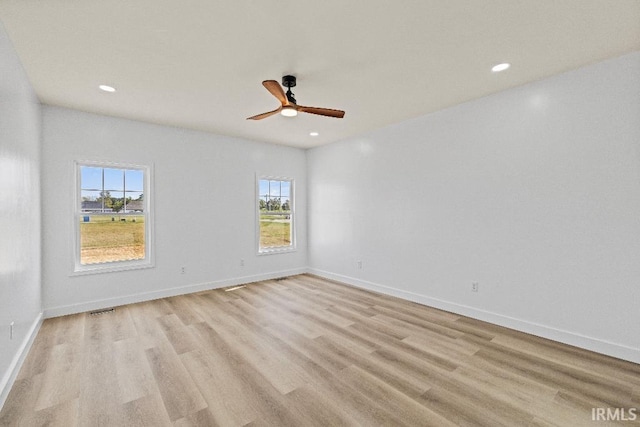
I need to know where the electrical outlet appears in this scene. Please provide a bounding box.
[240,259,245,267]
[472,282,479,292]
[356,260,363,270]
[10,321,14,340]
[180,266,186,274]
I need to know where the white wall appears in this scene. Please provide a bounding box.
[0,22,42,406]
[42,107,307,316]
[308,52,640,363]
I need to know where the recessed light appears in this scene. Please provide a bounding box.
[309,132,319,136]
[99,84,116,92]
[491,63,510,73]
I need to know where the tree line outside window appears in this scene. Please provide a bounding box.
[80,166,144,213]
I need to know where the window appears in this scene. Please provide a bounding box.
[257,177,294,253]
[75,161,152,273]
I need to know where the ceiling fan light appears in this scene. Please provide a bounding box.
[280,106,298,117]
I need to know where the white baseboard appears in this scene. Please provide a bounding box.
[0,312,43,411]
[308,268,640,365]
[44,268,307,318]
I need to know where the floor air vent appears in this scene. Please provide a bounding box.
[89,308,115,316]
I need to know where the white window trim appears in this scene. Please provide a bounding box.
[72,160,155,275]
[256,175,296,255]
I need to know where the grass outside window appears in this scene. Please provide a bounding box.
[80,215,145,264]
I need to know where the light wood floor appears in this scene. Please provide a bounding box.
[1,274,639,426]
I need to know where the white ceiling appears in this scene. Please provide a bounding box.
[1,1,639,149]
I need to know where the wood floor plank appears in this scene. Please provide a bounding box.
[173,407,221,427]
[34,343,81,411]
[179,348,258,426]
[156,314,201,355]
[163,295,204,326]
[3,274,639,426]
[473,344,638,408]
[187,322,311,426]
[401,333,479,366]
[195,304,310,395]
[21,398,79,427]
[282,384,359,426]
[78,341,125,426]
[145,343,207,421]
[250,322,416,426]
[113,338,160,404]
[122,393,173,427]
[256,321,423,425]
[49,313,85,346]
[15,314,84,381]
[371,304,468,339]
[419,384,536,427]
[491,333,640,388]
[128,301,173,350]
[350,319,460,372]
[264,322,355,374]
[0,374,43,425]
[340,364,458,427]
[450,363,558,415]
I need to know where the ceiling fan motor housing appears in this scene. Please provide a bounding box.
[282,75,297,88]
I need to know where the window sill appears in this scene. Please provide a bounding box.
[258,247,296,256]
[71,260,154,276]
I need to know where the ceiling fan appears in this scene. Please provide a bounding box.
[247,75,345,120]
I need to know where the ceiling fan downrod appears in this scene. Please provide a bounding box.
[282,75,297,104]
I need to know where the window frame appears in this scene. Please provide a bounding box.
[256,175,296,255]
[73,160,154,275]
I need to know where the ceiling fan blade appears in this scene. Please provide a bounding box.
[246,107,282,120]
[297,105,345,118]
[262,80,288,105]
